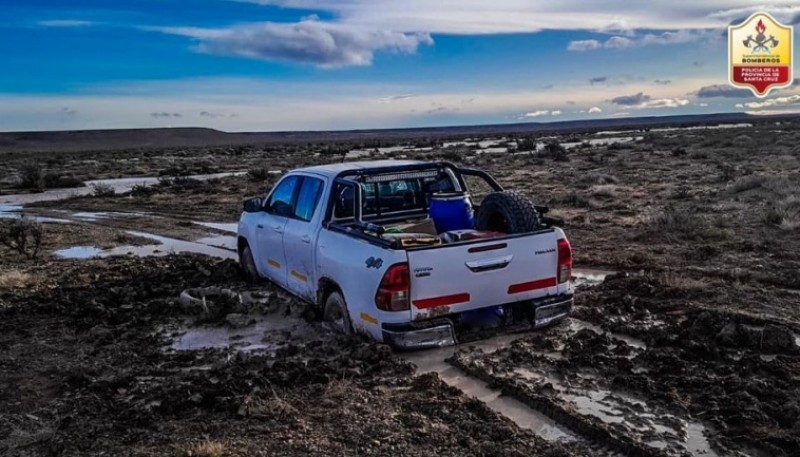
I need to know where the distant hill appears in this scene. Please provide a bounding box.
[0,112,796,153]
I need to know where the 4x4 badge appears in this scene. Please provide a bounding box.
[365,257,383,269]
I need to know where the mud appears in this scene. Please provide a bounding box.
[3,120,800,455]
[1,255,584,457]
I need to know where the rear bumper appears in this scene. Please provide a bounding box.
[383,294,573,350]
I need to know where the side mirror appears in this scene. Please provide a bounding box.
[243,197,263,213]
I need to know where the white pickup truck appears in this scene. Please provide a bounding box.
[237,160,573,349]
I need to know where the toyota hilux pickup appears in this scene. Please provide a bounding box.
[238,160,573,349]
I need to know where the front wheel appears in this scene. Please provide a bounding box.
[239,244,259,283]
[323,291,353,335]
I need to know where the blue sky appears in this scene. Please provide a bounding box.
[1,1,799,131]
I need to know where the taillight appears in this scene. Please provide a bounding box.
[375,263,410,311]
[557,238,572,284]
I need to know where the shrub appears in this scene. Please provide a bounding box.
[540,141,569,162]
[763,196,800,230]
[91,183,116,197]
[18,163,44,191]
[247,167,272,182]
[0,219,43,259]
[130,183,154,197]
[43,173,85,189]
[577,173,618,188]
[516,137,538,152]
[643,206,729,242]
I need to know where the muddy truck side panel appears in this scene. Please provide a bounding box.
[239,160,574,349]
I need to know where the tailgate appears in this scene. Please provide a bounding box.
[407,231,560,320]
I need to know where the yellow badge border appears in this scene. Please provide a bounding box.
[728,12,794,98]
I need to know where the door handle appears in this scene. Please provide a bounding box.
[301,235,311,244]
[256,224,264,229]
[465,255,513,273]
[273,225,283,233]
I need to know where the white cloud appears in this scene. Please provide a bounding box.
[147,19,433,68]
[708,6,800,26]
[642,98,690,108]
[569,29,708,51]
[746,109,800,116]
[567,40,601,51]
[610,92,688,109]
[0,76,721,131]
[235,1,786,34]
[744,94,800,109]
[37,20,94,27]
[588,106,603,113]
[523,110,550,117]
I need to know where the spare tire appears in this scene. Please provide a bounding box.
[475,191,541,234]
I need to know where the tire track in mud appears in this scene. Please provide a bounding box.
[447,355,672,457]
[401,325,680,457]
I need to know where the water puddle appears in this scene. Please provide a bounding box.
[170,315,315,353]
[0,171,245,205]
[54,231,237,260]
[193,221,238,234]
[560,136,643,149]
[572,268,616,287]
[71,211,144,221]
[1,204,74,224]
[401,332,577,442]
[513,368,720,457]
[54,246,104,259]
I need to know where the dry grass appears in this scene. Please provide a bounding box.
[588,184,619,199]
[642,207,730,242]
[176,440,227,457]
[763,195,800,231]
[576,172,619,188]
[237,389,299,419]
[0,270,35,289]
[324,378,354,400]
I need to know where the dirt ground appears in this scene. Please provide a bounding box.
[2,119,800,456]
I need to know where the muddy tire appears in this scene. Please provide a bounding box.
[475,191,541,234]
[323,291,353,335]
[239,244,259,283]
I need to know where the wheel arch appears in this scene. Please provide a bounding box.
[316,276,343,308]
[237,236,249,256]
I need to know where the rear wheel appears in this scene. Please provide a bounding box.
[239,244,259,283]
[475,191,541,234]
[323,291,353,335]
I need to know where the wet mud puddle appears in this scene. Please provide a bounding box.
[512,367,720,457]
[402,334,578,443]
[170,314,320,353]
[54,230,237,260]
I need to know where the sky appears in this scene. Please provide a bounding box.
[1,0,800,132]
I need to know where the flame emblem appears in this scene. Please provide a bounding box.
[743,18,778,53]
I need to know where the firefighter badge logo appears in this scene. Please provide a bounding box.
[729,12,793,97]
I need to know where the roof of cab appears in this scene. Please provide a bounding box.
[292,159,430,178]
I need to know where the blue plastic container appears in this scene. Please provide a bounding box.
[429,192,475,233]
